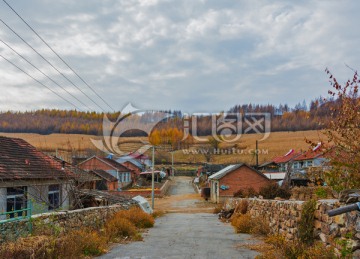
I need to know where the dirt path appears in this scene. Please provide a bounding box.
[154,176,215,213]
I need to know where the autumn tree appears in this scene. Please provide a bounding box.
[321,69,360,190]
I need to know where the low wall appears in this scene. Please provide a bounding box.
[0,202,136,243]
[224,198,360,254]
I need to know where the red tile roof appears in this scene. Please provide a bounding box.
[293,149,323,161]
[0,136,73,180]
[273,150,302,164]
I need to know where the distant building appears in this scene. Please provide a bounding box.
[209,164,270,203]
[78,156,133,189]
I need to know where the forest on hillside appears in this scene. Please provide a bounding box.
[0,96,337,136]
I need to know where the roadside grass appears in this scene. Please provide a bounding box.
[231,207,337,258]
[0,207,155,258]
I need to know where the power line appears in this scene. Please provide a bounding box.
[2,0,115,112]
[0,54,81,110]
[0,18,106,112]
[0,38,92,110]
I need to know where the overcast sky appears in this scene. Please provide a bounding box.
[0,0,359,113]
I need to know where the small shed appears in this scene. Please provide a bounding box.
[209,164,270,203]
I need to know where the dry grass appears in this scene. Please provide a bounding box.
[0,130,325,164]
[105,217,139,242]
[113,207,155,229]
[231,213,253,234]
[0,208,156,258]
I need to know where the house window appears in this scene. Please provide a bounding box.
[7,187,27,218]
[48,184,60,211]
[307,161,313,167]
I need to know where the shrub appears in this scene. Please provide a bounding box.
[259,182,291,199]
[57,228,108,257]
[298,199,316,245]
[258,235,337,259]
[234,187,258,198]
[236,199,248,215]
[105,217,138,241]
[314,187,327,199]
[0,235,55,259]
[114,207,155,228]
[231,213,253,233]
[250,215,270,236]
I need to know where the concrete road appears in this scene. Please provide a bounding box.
[99,213,259,259]
[99,177,259,259]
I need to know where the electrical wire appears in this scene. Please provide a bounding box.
[0,18,106,112]
[0,38,91,110]
[0,54,81,110]
[2,0,115,112]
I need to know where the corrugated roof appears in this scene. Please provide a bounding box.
[209,164,243,180]
[0,136,73,180]
[209,163,270,181]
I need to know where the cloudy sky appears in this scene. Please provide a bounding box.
[0,0,359,113]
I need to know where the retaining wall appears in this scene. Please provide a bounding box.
[224,198,360,255]
[0,202,135,243]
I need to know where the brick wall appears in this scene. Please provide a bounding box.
[218,166,270,197]
[79,157,114,171]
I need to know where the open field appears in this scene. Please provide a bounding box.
[0,130,326,165]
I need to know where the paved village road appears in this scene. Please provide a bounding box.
[99,177,259,259]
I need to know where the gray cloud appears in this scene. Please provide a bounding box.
[0,0,359,112]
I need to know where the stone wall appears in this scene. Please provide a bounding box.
[0,202,136,243]
[224,198,360,255]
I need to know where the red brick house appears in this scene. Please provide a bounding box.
[77,156,133,188]
[209,164,270,203]
[90,169,118,191]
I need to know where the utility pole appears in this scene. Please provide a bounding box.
[151,145,155,209]
[256,140,259,168]
[171,151,174,178]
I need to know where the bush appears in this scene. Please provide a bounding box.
[258,235,336,259]
[0,235,55,259]
[234,187,258,198]
[114,207,155,228]
[298,199,316,245]
[231,213,253,233]
[105,217,138,241]
[259,183,291,199]
[250,215,270,236]
[236,199,248,215]
[57,228,108,257]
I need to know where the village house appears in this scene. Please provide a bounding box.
[209,164,270,203]
[0,137,74,219]
[89,169,118,191]
[292,143,326,170]
[77,156,133,189]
